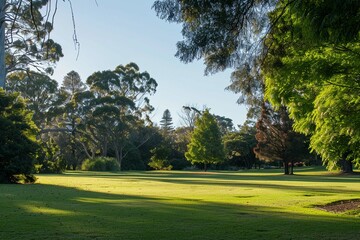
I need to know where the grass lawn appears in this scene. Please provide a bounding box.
[0,167,359,239]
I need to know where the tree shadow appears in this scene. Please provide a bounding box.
[0,182,359,240]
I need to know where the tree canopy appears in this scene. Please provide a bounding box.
[1,0,64,88]
[154,0,360,172]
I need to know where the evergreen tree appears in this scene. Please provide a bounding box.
[160,109,174,134]
[185,109,224,171]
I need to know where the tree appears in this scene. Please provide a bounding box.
[59,70,87,169]
[6,71,59,127]
[179,105,202,129]
[1,0,63,88]
[0,89,39,183]
[213,114,234,135]
[83,62,157,170]
[148,144,173,170]
[253,102,309,175]
[154,0,360,173]
[153,0,273,74]
[263,0,360,173]
[160,109,174,134]
[185,109,224,171]
[223,120,258,169]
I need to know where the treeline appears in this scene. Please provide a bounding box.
[1,63,316,183]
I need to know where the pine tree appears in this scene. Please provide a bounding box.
[160,109,174,134]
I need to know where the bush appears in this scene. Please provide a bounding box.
[148,146,173,170]
[81,157,120,171]
[148,158,173,170]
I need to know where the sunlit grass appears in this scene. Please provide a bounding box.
[0,167,359,239]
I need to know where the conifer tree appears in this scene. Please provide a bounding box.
[160,109,174,134]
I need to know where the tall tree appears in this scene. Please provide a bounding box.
[179,105,202,131]
[84,62,157,170]
[6,71,58,127]
[154,0,360,173]
[254,102,309,175]
[160,109,174,134]
[185,109,224,171]
[263,0,360,172]
[1,0,63,88]
[0,0,5,87]
[59,70,87,169]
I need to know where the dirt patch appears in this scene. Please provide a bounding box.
[316,199,360,213]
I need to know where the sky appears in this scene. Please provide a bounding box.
[50,1,248,127]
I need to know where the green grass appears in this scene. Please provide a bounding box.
[0,167,359,239]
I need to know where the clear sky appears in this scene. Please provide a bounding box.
[50,1,247,127]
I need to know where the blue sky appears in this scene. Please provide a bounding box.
[51,1,247,127]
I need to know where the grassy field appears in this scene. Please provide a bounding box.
[0,167,359,240]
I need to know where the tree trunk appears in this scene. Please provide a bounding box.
[204,163,207,172]
[0,0,6,89]
[290,160,294,175]
[283,161,289,175]
[119,146,123,171]
[339,159,353,173]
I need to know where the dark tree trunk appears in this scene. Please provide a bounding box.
[339,159,353,173]
[204,163,207,172]
[283,161,289,175]
[0,0,5,89]
[290,160,294,175]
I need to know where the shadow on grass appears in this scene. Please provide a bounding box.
[0,182,359,240]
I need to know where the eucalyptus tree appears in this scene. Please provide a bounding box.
[179,105,202,129]
[0,0,63,88]
[6,71,58,127]
[85,62,157,170]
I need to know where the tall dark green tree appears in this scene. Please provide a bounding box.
[185,109,224,171]
[160,109,174,134]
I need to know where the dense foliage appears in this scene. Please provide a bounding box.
[81,157,120,172]
[0,89,39,183]
[154,0,360,173]
[185,109,224,171]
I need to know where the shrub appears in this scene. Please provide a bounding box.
[81,157,120,171]
[148,146,173,170]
